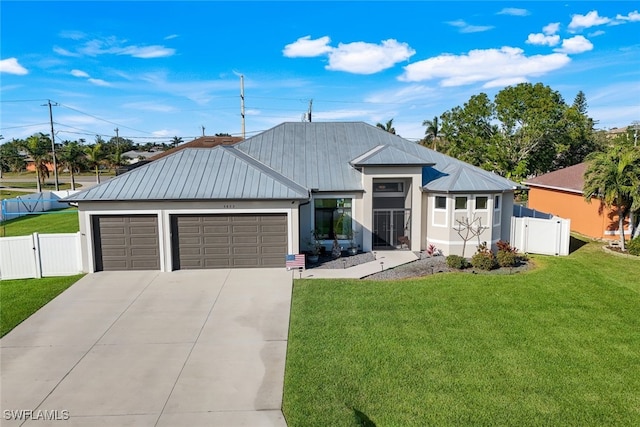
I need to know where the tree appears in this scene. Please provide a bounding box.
[0,139,26,174]
[583,146,640,250]
[422,116,441,151]
[171,136,183,147]
[20,133,52,192]
[376,119,396,134]
[85,143,106,184]
[58,140,86,190]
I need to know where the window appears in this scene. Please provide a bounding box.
[494,195,501,210]
[475,196,488,210]
[455,196,468,210]
[374,182,404,193]
[435,196,447,210]
[314,198,352,239]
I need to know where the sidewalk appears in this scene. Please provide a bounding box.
[298,251,419,279]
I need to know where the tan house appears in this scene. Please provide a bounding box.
[64,122,520,272]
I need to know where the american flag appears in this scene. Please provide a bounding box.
[286,254,305,270]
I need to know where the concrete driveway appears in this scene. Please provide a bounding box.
[0,269,292,426]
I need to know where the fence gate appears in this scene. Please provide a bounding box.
[511,216,570,256]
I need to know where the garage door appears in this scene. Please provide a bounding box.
[171,214,288,269]
[93,215,160,271]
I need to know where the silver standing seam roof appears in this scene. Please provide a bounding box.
[64,122,521,202]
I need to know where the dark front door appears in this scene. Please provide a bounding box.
[373,209,409,249]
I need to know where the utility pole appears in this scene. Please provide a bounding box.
[307,99,313,122]
[240,74,245,139]
[0,134,4,179]
[43,100,60,191]
[114,128,120,150]
[201,125,205,137]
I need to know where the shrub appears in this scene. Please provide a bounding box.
[471,242,498,271]
[629,236,640,256]
[497,250,518,267]
[446,255,469,269]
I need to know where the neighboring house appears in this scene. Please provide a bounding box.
[147,136,243,161]
[121,150,159,164]
[63,122,520,272]
[524,162,629,240]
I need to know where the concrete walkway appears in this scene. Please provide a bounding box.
[299,250,419,279]
[0,269,291,426]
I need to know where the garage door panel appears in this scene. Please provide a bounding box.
[94,215,160,271]
[172,214,287,269]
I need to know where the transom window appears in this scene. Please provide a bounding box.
[314,198,352,239]
[475,196,488,210]
[455,196,468,210]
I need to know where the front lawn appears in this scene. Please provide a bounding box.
[0,190,31,200]
[283,239,640,426]
[0,208,79,237]
[0,275,84,337]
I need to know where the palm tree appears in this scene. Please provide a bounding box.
[85,143,106,184]
[171,136,183,147]
[58,140,86,190]
[20,133,51,192]
[376,119,396,134]
[583,146,640,250]
[422,116,440,151]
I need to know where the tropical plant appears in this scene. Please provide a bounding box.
[0,139,26,174]
[422,116,441,151]
[58,140,86,190]
[376,119,396,135]
[628,236,640,256]
[583,146,640,250]
[171,136,183,147]
[20,133,52,192]
[471,242,498,271]
[85,143,107,184]
[446,254,469,269]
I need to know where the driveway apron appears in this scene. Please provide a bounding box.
[0,269,292,426]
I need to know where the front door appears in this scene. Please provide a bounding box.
[373,209,409,249]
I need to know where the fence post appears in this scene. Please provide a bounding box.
[32,232,43,278]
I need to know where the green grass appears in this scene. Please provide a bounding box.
[0,190,31,200]
[1,181,78,190]
[0,275,85,337]
[0,208,79,237]
[283,239,640,426]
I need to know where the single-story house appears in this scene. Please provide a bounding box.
[147,136,244,161]
[524,162,629,240]
[63,122,520,272]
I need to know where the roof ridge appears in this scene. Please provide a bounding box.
[222,146,309,197]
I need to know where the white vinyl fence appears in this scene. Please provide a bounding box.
[0,232,83,280]
[511,216,571,256]
[0,190,79,222]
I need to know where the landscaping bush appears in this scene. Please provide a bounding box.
[497,250,518,267]
[471,242,498,271]
[446,255,469,269]
[628,236,640,256]
[496,240,519,267]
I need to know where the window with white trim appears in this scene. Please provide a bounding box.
[314,198,352,239]
[455,196,468,210]
[475,196,488,210]
[435,196,447,210]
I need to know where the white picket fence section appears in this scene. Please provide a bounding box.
[511,216,571,256]
[0,190,79,222]
[0,232,83,280]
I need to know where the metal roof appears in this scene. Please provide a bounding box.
[63,146,309,201]
[350,145,435,167]
[236,122,520,193]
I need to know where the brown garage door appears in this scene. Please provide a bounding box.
[171,214,288,269]
[93,215,160,271]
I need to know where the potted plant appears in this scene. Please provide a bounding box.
[306,229,323,263]
[347,229,359,256]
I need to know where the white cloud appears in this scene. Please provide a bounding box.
[59,30,86,40]
[313,109,377,121]
[0,58,28,75]
[164,34,179,40]
[283,36,332,57]
[616,11,640,22]
[554,35,594,54]
[568,11,611,31]
[88,78,111,87]
[526,33,560,46]
[543,22,560,35]
[365,85,437,104]
[122,101,176,113]
[588,30,605,37]
[71,69,89,78]
[118,45,175,58]
[399,47,570,87]
[326,39,415,74]
[446,19,494,33]
[483,77,528,89]
[497,8,529,17]
[53,46,81,57]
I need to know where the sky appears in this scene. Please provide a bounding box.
[1,1,639,145]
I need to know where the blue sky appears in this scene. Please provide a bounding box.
[1,1,639,145]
